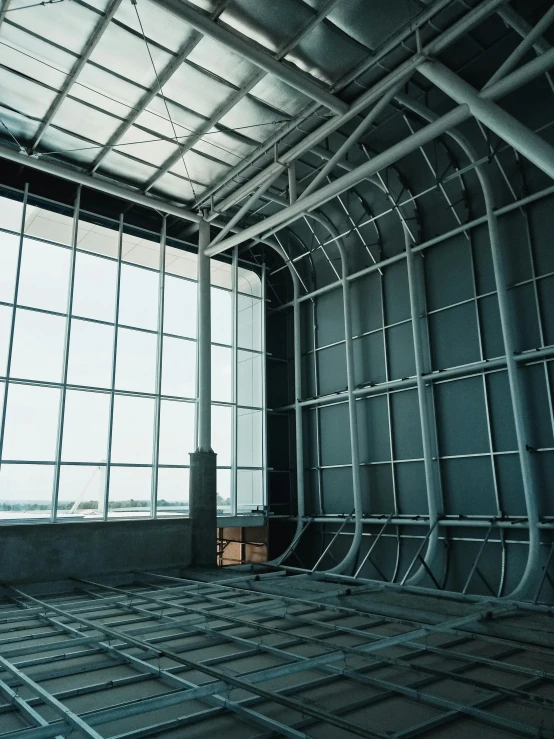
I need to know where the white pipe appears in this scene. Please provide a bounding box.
[486,4,554,88]
[0,146,201,223]
[208,168,284,248]
[395,94,541,600]
[263,240,305,565]
[403,228,443,586]
[299,80,408,201]
[288,162,297,205]
[199,0,509,212]
[205,106,470,256]
[307,214,363,575]
[419,60,554,181]
[197,219,211,450]
[149,0,347,114]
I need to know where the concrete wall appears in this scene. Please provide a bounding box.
[0,518,192,582]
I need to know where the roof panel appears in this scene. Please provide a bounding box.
[0,23,75,84]
[187,35,258,87]
[133,97,206,141]
[117,125,177,167]
[0,68,55,122]
[221,0,314,54]
[163,61,236,119]
[169,148,230,184]
[218,95,287,140]
[114,0,198,54]
[5,1,101,54]
[150,172,201,203]
[52,96,122,146]
[192,129,255,166]
[249,76,311,117]
[88,21,173,89]
[39,128,100,165]
[75,63,146,117]
[97,150,159,184]
[286,22,367,85]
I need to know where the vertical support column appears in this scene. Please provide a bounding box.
[51,185,81,521]
[189,217,217,566]
[231,245,238,517]
[103,214,124,520]
[151,216,167,519]
[0,184,28,478]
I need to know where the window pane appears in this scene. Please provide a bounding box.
[211,260,232,290]
[237,469,264,511]
[212,345,232,402]
[61,390,110,463]
[0,305,11,376]
[108,466,151,517]
[10,309,65,382]
[67,319,113,388]
[57,465,105,518]
[122,231,161,268]
[3,384,60,461]
[237,266,261,297]
[237,350,263,407]
[0,464,53,519]
[0,232,20,303]
[115,328,157,393]
[18,238,70,312]
[119,263,158,330]
[78,222,119,258]
[25,206,73,245]
[159,400,195,465]
[162,336,195,398]
[237,408,263,467]
[212,404,231,466]
[211,287,232,345]
[164,275,196,338]
[73,251,117,322]
[166,248,197,279]
[0,195,23,233]
[216,468,231,512]
[157,467,189,515]
[237,295,262,351]
[111,395,155,464]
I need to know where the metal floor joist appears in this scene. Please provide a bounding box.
[0,568,553,739]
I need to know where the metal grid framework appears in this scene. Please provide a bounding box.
[0,184,265,521]
[0,568,553,738]
[0,0,554,602]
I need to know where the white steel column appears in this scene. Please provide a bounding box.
[419,60,554,181]
[197,217,212,451]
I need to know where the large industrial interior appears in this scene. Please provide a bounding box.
[0,0,554,735]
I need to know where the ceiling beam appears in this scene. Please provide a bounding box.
[0,0,12,31]
[0,144,201,222]
[30,0,124,152]
[192,0,510,212]
[148,0,348,115]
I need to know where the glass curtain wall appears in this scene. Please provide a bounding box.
[0,186,265,521]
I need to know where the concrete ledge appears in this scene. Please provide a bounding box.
[0,518,192,583]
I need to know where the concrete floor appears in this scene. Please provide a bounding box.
[0,567,553,738]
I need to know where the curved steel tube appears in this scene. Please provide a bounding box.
[306,213,363,575]
[395,93,541,599]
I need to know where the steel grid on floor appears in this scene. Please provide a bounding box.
[0,569,553,739]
